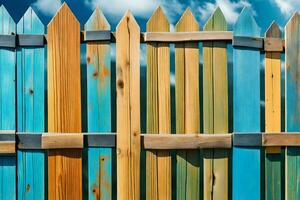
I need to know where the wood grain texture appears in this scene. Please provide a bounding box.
[0,141,15,154]
[116,11,140,200]
[202,8,229,200]
[146,7,171,200]
[285,12,300,200]
[47,3,82,200]
[17,7,46,200]
[232,8,261,200]
[42,134,83,149]
[85,8,112,200]
[175,8,200,200]
[263,134,300,146]
[264,37,283,52]
[144,31,232,42]
[264,21,283,200]
[0,5,16,200]
[143,134,231,149]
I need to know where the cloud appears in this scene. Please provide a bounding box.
[84,0,184,23]
[84,0,158,19]
[195,0,253,24]
[33,0,62,16]
[272,0,300,17]
[84,0,255,25]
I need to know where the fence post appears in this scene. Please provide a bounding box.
[285,12,300,199]
[146,7,172,199]
[47,3,82,199]
[85,8,112,200]
[116,10,140,200]
[264,21,283,200]
[233,7,261,200]
[175,8,200,199]
[203,7,229,200]
[17,7,45,200]
[0,5,16,200]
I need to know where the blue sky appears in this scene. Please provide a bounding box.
[0,0,298,33]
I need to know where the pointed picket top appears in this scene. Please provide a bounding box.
[175,7,199,32]
[285,12,299,70]
[147,6,170,32]
[17,7,44,34]
[48,2,79,28]
[85,7,110,31]
[234,7,260,37]
[204,7,227,31]
[285,12,300,32]
[116,10,140,32]
[0,5,15,34]
[265,21,281,38]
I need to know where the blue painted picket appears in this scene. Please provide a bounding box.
[233,8,261,200]
[16,7,45,200]
[0,4,298,199]
[0,5,16,200]
[85,8,112,200]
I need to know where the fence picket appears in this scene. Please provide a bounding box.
[264,21,283,200]
[0,5,16,200]
[85,8,112,200]
[203,7,229,200]
[0,4,297,200]
[17,7,45,200]
[175,8,200,200]
[285,12,300,199]
[116,11,140,200]
[233,7,261,200]
[146,7,172,199]
[47,3,82,199]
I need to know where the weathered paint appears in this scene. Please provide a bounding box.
[264,21,283,200]
[0,5,16,200]
[17,7,45,200]
[175,8,200,200]
[233,7,261,200]
[285,12,300,200]
[203,7,229,200]
[85,8,112,200]
[146,7,171,200]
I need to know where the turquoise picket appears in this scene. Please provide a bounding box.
[233,7,261,200]
[85,8,112,200]
[16,7,45,199]
[0,5,16,200]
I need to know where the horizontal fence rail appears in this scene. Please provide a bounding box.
[0,32,285,51]
[0,2,297,200]
[0,132,300,152]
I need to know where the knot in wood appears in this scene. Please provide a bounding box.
[117,79,124,89]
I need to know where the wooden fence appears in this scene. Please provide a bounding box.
[0,2,299,200]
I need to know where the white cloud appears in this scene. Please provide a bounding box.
[84,0,158,20]
[84,0,184,23]
[195,0,253,24]
[272,0,300,17]
[33,0,62,16]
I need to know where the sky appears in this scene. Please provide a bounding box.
[0,0,292,131]
[0,0,298,33]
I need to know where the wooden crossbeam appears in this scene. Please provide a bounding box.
[0,32,286,52]
[0,132,300,151]
[41,134,83,149]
